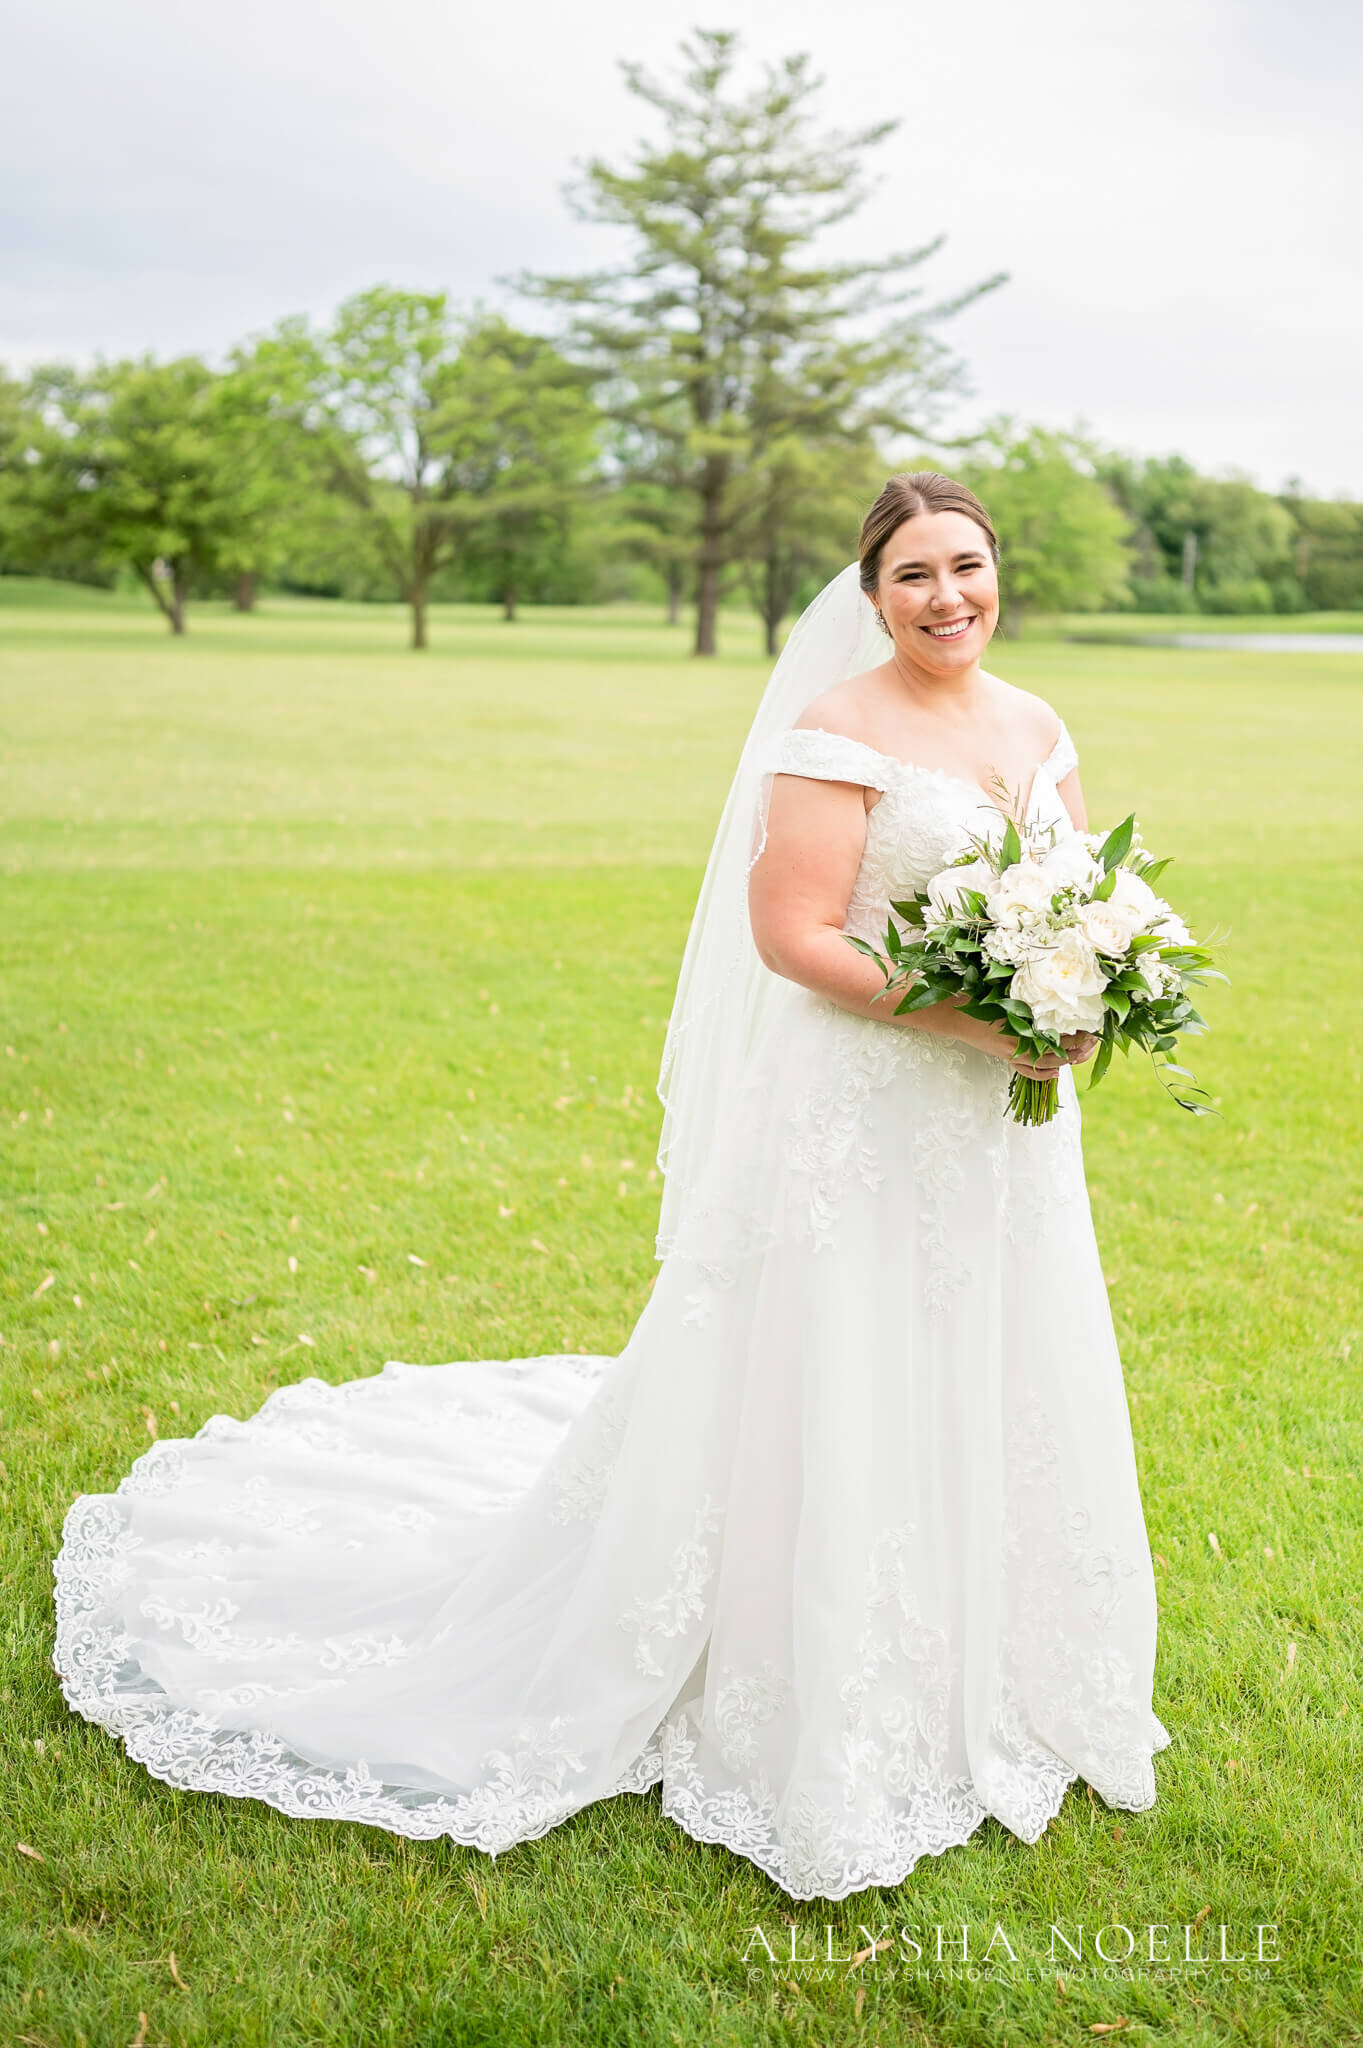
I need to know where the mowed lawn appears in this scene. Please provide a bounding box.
[1,586,1360,2047]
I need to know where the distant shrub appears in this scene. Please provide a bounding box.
[1269,576,1309,614]
[1127,574,1198,614]
[1201,577,1274,615]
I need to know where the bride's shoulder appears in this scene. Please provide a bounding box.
[791,668,888,745]
[984,671,1065,753]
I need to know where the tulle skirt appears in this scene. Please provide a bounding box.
[54,990,1170,1901]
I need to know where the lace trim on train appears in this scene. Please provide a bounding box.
[53,1386,1167,1897]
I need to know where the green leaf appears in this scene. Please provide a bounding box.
[999,816,1022,869]
[1098,813,1135,872]
[896,983,944,1014]
[1089,1034,1115,1088]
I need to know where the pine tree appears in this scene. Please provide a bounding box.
[515,29,1003,655]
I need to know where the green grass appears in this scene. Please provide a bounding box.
[1061,608,1363,638]
[2,585,1360,2046]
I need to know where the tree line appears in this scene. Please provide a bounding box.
[1,30,1360,650]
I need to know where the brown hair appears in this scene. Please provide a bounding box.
[858,471,1000,594]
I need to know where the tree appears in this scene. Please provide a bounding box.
[515,28,1003,656]
[606,446,698,625]
[436,317,601,621]
[261,290,599,648]
[1100,454,1304,613]
[273,289,466,649]
[212,343,336,611]
[1169,475,1295,611]
[0,372,51,575]
[1097,452,1203,610]
[1278,491,1363,610]
[15,356,250,632]
[962,424,1132,636]
[734,428,883,653]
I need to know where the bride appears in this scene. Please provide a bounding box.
[53,470,1171,1903]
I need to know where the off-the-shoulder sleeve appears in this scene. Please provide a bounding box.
[1048,719,1079,783]
[761,726,890,791]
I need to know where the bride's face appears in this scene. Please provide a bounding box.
[872,511,1000,668]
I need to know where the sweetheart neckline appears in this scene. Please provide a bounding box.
[804,723,1070,823]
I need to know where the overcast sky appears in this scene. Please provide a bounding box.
[5,0,1360,494]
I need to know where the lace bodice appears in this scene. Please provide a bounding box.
[760,721,1080,944]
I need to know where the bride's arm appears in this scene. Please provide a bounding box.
[748,770,1062,1071]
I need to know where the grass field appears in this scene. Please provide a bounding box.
[2,583,1360,2046]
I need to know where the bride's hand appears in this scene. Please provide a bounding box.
[1057,1030,1100,1066]
[1008,1031,1099,1077]
[945,1005,1098,1074]
[1007,1043,1065,1079]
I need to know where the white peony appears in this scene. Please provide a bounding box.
[1010,928,1109,1035]
[1040,835,1103,896]
[1107,867,1160,929]
[925,858,993,924]
[987,859,1059,932]
[1078,898,1139,957]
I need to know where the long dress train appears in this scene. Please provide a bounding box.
[52,719,1171,1902]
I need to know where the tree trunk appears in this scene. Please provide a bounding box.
[1004,597,1025,639]
[763,552,786,656]
[410,583,428,650]
[693,458,726,657]
[695,557,720,656]
[665,564,682,627]
[139,559,182,634]
[233,572,257,613]
[1181,529,1199,590]
[503,586,518,622]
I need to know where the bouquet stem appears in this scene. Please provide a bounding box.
[1008,1074,1060,1126]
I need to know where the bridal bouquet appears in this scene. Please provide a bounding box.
[847,808,1225,1126]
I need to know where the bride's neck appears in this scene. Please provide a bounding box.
[885,651,988,715]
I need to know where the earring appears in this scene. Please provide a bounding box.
[874,607,892,637]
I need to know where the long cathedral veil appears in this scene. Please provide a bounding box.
[654,561,887,1262]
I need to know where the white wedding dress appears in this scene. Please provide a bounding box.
[53,716,1171,1903]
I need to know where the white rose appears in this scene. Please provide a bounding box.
[987,859,1058,931]
[1107,868,1160,929]
[1078,898,1138,957]
[1040,835,1103,896]
[925,858,993,924]
[1010,929,1109,1035]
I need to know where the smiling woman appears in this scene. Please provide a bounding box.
[53,473,1169,1904]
